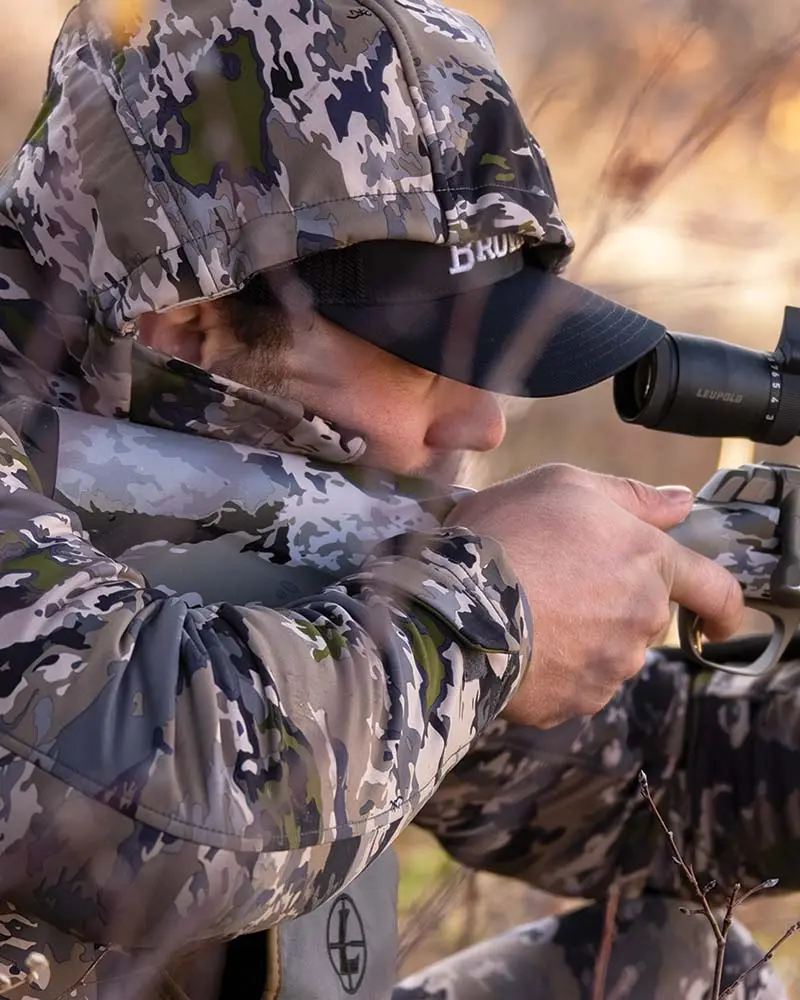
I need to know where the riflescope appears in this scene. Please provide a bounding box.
[614,305,800,445]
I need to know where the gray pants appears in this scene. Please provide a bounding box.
[393,896,786,999]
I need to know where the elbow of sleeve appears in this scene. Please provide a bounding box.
[0,752,342,948]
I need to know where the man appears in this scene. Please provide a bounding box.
[0,1,794,998]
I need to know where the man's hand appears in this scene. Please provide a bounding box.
[445,464,743,728]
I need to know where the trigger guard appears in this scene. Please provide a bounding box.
[677,602,792,678]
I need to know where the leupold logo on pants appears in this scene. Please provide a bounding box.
[327,894,367,994]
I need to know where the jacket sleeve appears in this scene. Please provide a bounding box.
[0,419,531,948]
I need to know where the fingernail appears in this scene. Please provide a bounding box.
[657,485,694,501]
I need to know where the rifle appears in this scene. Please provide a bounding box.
[615,304,800,677]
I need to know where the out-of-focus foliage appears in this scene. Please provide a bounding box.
[4,0,800,993]
[458,0,800,492]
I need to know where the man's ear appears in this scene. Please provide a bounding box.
[136,303,206,364]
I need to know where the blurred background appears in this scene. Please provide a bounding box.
[4,0,800,994]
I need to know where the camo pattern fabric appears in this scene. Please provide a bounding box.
[393,896,786,999]
[0,0,794,998]
[1,410,797,1000]
[0,403,531,936]
[0,0,573,422]
[0,1,577,989]
[406,642,800,998]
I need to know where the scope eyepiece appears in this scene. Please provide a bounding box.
[614,314,800,446]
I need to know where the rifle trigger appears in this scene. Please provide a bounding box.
[677,601,798,679]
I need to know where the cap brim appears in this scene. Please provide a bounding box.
[317,263,666,398]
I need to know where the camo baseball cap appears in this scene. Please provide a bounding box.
[8,0,665,401]
[224,1,666,398]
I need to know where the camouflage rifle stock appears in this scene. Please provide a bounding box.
[669,465,799,677]
[0,398,465,609]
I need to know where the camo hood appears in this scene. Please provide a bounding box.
[0,0,573,460]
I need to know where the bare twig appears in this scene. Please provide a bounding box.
[575,22,703,268]
[639,770,798,1000]
[592,883,621,1000]
[736,878,780,907]
[638,772,722,944]
[718,921,800,1000]
[712,882,740,998]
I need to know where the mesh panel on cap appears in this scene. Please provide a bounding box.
[235,245,370,307]
[296,246,369,304]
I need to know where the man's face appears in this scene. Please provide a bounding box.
[138,302,506,481]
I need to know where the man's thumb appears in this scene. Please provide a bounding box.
[597,476,694,529]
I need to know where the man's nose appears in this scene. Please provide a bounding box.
[423,383,506,454]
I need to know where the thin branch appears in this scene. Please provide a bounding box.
[717,921,800,1000]
[712,883,740,998]
[592,883,621,1000]
[736,878,780,907]
[639,770,799,1000]
[572,24,800,276]
[577,21,703,266]
[638,772,723,944]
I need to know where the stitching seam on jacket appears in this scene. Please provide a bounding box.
[0,727,484,851]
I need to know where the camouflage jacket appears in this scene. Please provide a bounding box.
[0,0,573,996]
[0,387,532,1000]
